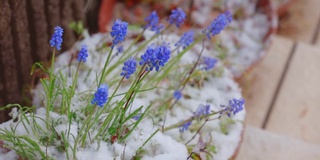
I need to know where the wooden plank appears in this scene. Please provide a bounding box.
[266,42,320,143]
[315,24,320,45]
[278,0,320,43]
[238,36,293,127]
[236,126,320,160]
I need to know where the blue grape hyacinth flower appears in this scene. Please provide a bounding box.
[221,98,245,117]
[120,57,137,79]
[145,11,163,33]
[168,8,186,27]
[132,113,142,121]
[91,84,109,107]
[77,45,89,62]
[139,43,171,71]
[179,121,192,133]
[201,57,218,71]
[175,30,194,49]
[110,19,128,48]
[194,104,211,117]
[49,26,63,50]
[173,90,182,100]
[117,45,124,53]
[205,11,232,39]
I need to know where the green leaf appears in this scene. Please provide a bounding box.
[219,117,236,135]
[121,106,143,124]
[108,126,117,136]
[128,24,142,31]
[69,21,84,35]
[208,145,217,154]
[120,104,152,142]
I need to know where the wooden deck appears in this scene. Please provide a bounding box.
[236,0,320,159]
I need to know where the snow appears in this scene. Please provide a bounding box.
[191,0,276,77]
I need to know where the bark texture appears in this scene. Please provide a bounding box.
[0,0,98,123]
[0,0,21,122]
[61,0,76,50]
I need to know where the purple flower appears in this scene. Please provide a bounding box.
[132,113,142,121]
[139,43,171,71]
[117,45,124,53]
[179,121,192,132]
[145,11,164,33]
[205,11,232,39]
[120,57,137,79]
[173,90,182,100]
[201,57,218,71]
[49,26,63,50]
[110,19,128,48]
[91,84,109,107]
[175,30,194,49]
[194,104,210,117]
[168,8,186,27]
[77,45,89,62]
[221,98,245,117]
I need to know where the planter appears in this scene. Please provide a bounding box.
[98,0,278,79]
[0,28,245,159]
[0,3,248,159]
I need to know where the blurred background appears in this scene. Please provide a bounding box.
[1,0,320,159]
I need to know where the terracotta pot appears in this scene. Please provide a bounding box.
[233,0,278,81]
[270,0,297,17]
[230,125,245,160]
[99,0,117,32]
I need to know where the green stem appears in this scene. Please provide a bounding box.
[136,129,159,152]
[144,35,203,87]
[73,105,96,158]
[119,29,146,61]
[46,48,56,129]
[91,76,125,141]
[98,48,114,86]
[104,24,173,78]
[162,111,219,132]
[67,62,81,137]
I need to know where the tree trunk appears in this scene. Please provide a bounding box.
[46,0,61,39]
[61,0,76,50]
[0,0,21,123]
[0,0,99,123]
[27,0,50,61]
[9,0,33,100]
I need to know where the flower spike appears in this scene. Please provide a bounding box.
[120,57,137,79]
[139,43,171,72]
[205,11,232,39]
[168,8,186,28]
[110,19,128,48]
[49,26,63,50]
[145,11,163,33]
[91,84,109,107]
[175,30,194,49]
[77,45,89,62]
